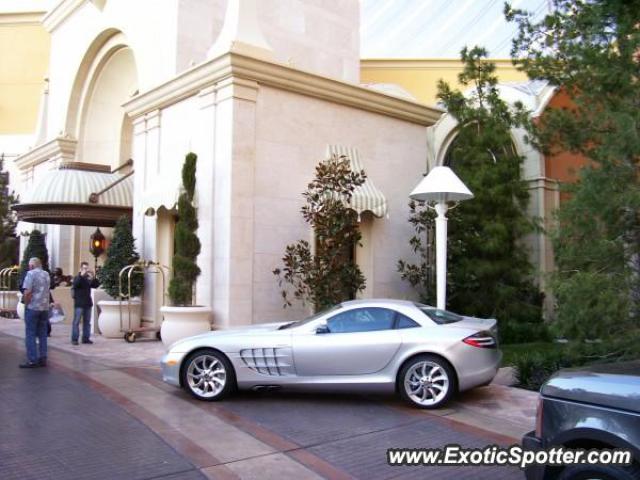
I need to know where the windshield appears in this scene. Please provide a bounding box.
[415,303,463,324]
[278,304,343,329]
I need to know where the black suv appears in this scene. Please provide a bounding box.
[523,362,640,480]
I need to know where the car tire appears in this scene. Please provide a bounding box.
[181,349,236,402]
[558,463,640,480]
[398,354,456,409]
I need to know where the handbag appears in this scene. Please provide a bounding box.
[49,305,65,324]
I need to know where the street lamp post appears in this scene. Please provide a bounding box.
[409,166,473,310]
[89,227,106,272]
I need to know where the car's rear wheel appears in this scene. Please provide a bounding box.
[558,463,640,480]
[399,355,455,409]
[181,349,235,401]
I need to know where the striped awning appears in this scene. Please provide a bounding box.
[326,145,388,219]
[12,163,133,227]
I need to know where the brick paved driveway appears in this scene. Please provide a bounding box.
[0,337,206,480]
[0,333,525,479]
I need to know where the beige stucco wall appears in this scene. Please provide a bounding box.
[176,0,360,82]
[360,59,528,106]
[132,79,431,328]
[251,86,426,324]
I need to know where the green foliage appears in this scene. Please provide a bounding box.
[0,154,18,275]
[182,152,197,201]
[168,152,201,306]
[98,216,143,299]
[507,0,640,338]
[274,154,366,311]
[19,230,50,289]
[510,334,640,391]
[513,349,578,391]
[400,46,543,342]
[397,201,436,303]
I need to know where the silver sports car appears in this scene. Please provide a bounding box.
[161,299,501,409]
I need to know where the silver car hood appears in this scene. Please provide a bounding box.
[166,321,291,351]
[217,322,290,334]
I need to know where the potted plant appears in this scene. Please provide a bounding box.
[97,216,144,338]
[160,152,211,346]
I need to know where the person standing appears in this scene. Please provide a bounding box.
[20,257,51,368]
[71,261,100,345]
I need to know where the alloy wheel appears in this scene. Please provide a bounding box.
[403,360,450,407]
[186,354,227,399]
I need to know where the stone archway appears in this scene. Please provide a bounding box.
[67,30,139,171]
[50,30,140,277]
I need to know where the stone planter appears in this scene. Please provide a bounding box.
[16,293,25,320]
[97,299,141,338]
[160,305,211,347]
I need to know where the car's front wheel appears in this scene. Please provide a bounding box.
[399,355,455,409]
[558,463,640,480]
[181,349,235,401]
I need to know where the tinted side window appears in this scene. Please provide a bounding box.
[327,308,396,333]
[418,306,462,324]
[395,313,419,329]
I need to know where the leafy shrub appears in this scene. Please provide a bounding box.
[499,321,550,344]
[273,154,366,311]
[19,229,49,288]
[98,216,143,299]
[513,349,580,391]
[512,334,640,391]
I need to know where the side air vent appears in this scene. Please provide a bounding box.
[240,348,293,376]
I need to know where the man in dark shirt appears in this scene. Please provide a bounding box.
[71,261,100,345]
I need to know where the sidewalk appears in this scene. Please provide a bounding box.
[0,316,536,441]
[0,316,165,368]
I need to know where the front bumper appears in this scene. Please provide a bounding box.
[160,352,183,387]
[522,430,546,480]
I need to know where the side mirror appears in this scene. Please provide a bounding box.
[316,324,330,334]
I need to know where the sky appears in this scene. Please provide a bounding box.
[360,0,551,59]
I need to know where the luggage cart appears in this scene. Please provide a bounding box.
[0,266,19,317]
[118,260,169,343]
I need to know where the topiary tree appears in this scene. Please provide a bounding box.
[168,152,201,306]
[273,154,366,311]
[98,216,143,299]
[19,230,50,290]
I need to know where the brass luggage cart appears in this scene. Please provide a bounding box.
[0,266,19,317]
[118,260,169,343]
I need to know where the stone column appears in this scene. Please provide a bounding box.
[211,77,259,328]
[131,111,162,326]
[194,86,217,314]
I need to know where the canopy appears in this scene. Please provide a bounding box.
[12,163,133,227]
[326,145,388,219]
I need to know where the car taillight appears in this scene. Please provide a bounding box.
[535,397,543,438]
[462,331,497,348]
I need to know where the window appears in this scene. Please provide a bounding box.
[416,304,463,325]
[326,307,396,333]
[278,304,342,330]
[395,313,420,329]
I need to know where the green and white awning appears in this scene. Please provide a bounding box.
[12,163,133,227]
[326,145,388,219]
